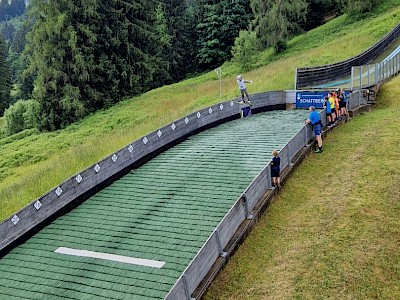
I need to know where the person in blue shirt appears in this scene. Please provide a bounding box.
[323,94,333,126]
[305,106,323,153]
[271,150,281,188]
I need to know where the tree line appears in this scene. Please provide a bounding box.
[0,0,26,22]
[0,0,380,134]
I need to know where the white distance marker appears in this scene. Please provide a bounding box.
[55,247,165,269]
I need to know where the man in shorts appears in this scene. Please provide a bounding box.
[236,75,253,106]
[305,106,323,153]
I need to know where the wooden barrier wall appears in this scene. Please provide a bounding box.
[0,91,286,256]
[296,23,400,89]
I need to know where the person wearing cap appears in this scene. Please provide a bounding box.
[305,106,323,153]
[236,75,253,106]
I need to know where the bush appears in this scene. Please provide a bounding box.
[231,30,261,71]
[3,99,39,135]
[339,0,379,14]
[274,40,288,53]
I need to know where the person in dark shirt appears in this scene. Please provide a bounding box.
[271,150,281,188]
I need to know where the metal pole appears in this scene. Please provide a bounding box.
[384,62,387,80]
[392,56,395,77]
[379,63,382,82]
[350,67,354,91]
[368,65,371,87]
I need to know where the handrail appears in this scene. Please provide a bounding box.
[296,22,400,89]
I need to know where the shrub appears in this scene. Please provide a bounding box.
[274,39,288,53]
[231,30,260,71]
[3,99,40,135]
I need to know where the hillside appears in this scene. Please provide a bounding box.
[0,4,400,221]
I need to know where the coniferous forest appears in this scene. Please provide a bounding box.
[0,0,380,133]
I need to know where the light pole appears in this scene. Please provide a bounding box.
[215,67,222,101]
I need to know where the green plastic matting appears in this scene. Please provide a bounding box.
[0,109,309,299]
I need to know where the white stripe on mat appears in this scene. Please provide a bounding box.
[54,247,165,268]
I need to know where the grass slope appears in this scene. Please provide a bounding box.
[204,75,400,299]
[0,5,400,221]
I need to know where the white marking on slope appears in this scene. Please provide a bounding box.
[54,247,165,268]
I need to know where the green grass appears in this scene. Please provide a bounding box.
[204,75,400,299]
[0,5,399,221]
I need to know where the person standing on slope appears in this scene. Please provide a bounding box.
[236,75,253,106]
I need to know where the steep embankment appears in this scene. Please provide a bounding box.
[0,5,399,221]
[204,76,400,299]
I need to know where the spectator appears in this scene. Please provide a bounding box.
[271,150,281,188]
[305,106,323,153]
[328,92,336,123]
[338,88,349,120]
[323,94,333,126]
[332,90,341,119]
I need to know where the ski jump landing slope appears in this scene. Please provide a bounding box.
[0,109,308,299]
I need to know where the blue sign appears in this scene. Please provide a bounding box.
[296,91,328,109]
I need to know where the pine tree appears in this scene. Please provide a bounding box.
[0,1,8,22]
[0,0,26,21]
[0,35,12,116]
[220,0,251,57]
[197,0,250,68]
[95,0,170,102]
[302,0,338,31]
[162,0,198,81]
[1,22,15,42]
[26,0,100,130]
[251,0,307,51]
[336,0,377,14]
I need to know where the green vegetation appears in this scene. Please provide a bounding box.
[0,35,11,116]
[204,72,400,300]
[0,4,399,223]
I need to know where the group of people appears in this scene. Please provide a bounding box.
[323,88,349,126]
[235,75,351,188]
[270,105,322,188]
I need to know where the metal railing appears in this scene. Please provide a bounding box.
[296,22,400,89]
[351,49,400,90]
[165,113,322,300]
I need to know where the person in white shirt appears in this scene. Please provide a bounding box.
[236,75,253,106]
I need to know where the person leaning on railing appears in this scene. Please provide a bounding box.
[305,106,323,153]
